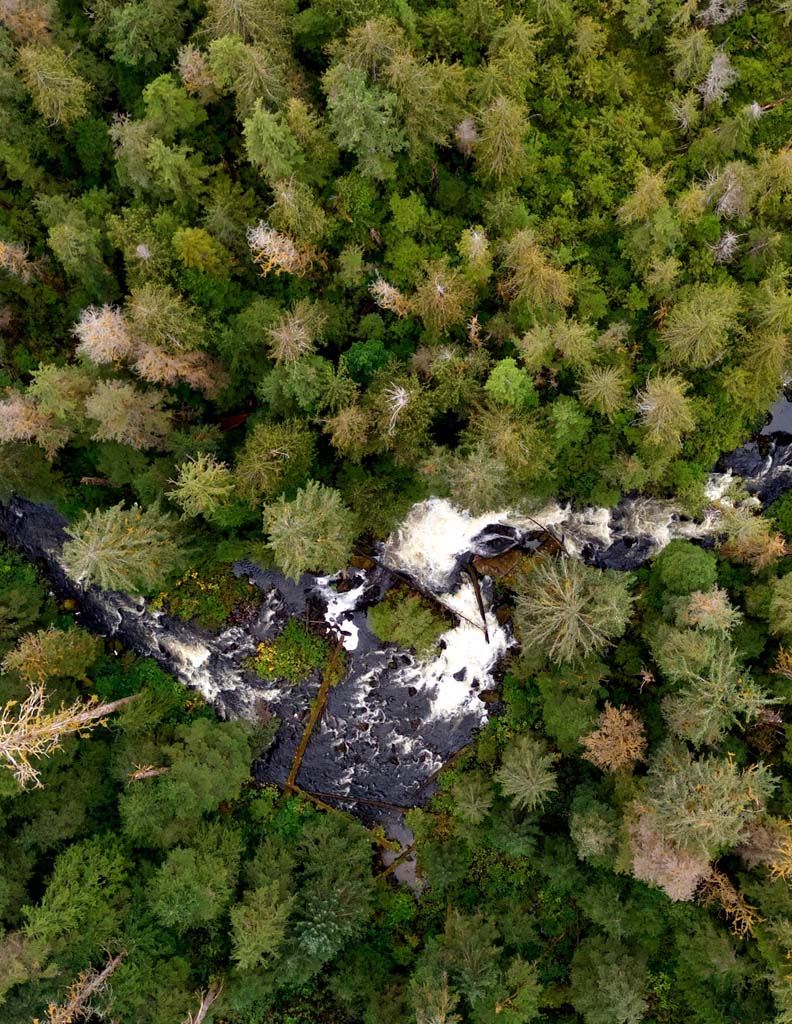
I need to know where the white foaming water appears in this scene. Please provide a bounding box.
[375,482,754,721]
[382,498,515,590]
[383,480,744,585]
[381,505,516,719]
[417,580,511,719]
[314,573,367,651]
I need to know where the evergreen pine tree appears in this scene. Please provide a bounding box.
[61,502,185,594]
[263,481,356,580]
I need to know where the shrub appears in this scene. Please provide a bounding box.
[367,589,449,660]
[652,539,717,595]
[249,618,331,684]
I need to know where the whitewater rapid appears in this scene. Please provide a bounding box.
[1,415,791,810]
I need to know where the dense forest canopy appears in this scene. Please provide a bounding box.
[3,0,792,1021]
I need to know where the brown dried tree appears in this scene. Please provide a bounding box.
[580,703,647,772]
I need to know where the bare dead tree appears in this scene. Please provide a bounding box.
[0,687,138,788]
[46,951,125,1024]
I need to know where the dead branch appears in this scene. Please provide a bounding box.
[46,951,125,1024]
[183,978,223,1024]
[127,764,170,782]
[285,642,344,790]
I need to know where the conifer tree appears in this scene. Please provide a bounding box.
[475,96,529,186]
[569,936,648,1024]
[0,392,69,458]
[177,44,217,101]
[769,573,792,638]
[2,625,101,685]
[512,556,634,664]
[231,882,292,970]
[126,282,207,352]
[580,703,646,772]
[661,283,742,368]
[577,365,630,418]
[496,734,557,811]
[335,16,408,78]
[500,230,572,310]
[234,419,314,503]
[0,0,52,43]
[169,454,237,521]
[412,260,474,335]
[0,239,35,282]
[267,299,327,364]
[263,480,356,580]
[85,380,171,450]
[719,505,788,571]
[243,100,303,182]
[269,179,327,244]
[660,642,770,748]
[451,771,494,825]
[62,502,185,594]
[17,44,91,125]
[641,741,776,860]
[46,953,126,1024]
[629,812,711,901]
[384,54,466,160]
[208,35,287,116]
[323,64,405,180]
[247,221,319,277]
[635,373,695,448]
[204,0,294,47]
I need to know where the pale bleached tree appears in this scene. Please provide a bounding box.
[73,305,136,364]
[0,686,137,788]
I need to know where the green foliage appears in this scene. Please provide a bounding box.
[496,733,558,812]
[512,556,634,665]
[570,936,648,1024]
[642,740,777,860]
[249,618,330,683]
[2,625,101,685]
[148,826,241,933]
[18,45,91,127]
[0,545,47,646]
[150,566,261,631]
[119,718,256,848]
[770,572,792,637]
[652,540,718,596]
[367,588,449,659]
[61,502,186,596]
[231,881,292,970]
[263,481,356,580]
[484,358,538,411]
[3,1,792,1020]
[234,419,315,504]
[24,836,129,955]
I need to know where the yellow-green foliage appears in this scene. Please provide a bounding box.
[248,618,333,684]
[150,566,260,632]
[368,588,449,660]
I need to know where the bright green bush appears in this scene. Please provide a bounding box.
[367,589,449,660]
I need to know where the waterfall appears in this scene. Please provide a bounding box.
[2,419,792,812]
